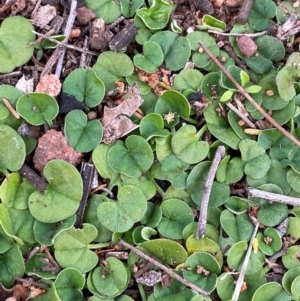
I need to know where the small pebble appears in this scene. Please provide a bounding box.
[87,111,97,120]
[237,35,257,57]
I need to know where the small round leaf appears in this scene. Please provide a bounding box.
[16,92,58,125]
[54,223,99,273]
[64,110,103,152]
[171,125,209,164]
[107,135,154,178]
[97,185,147,233]
[28,160,83,223]
[63,68,105,108]
[157,198,194,239]
[0,125,26,173]
[133,41,164,73]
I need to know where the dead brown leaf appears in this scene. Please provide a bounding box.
[102,83,142,144]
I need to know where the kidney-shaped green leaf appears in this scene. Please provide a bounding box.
[33,215,76,246]
[161,154,189,190]
[93,51,134,91]
[183,252,220,293]
[28,160,83,223]
[64,110,103,153]
[171,125,209,164]
[283,266,300,295]
[63,68,105,108]
[150,31,191,71]
[54,223,99,273]
[248,0,277,31]
[85,0,121,23]
[97,185,147,233]
[55,268,85,301]
[257,201,289,227]
[133,41,164,73]
[227,241,265,275]
[157,198,193,239]
[16,92,58,126]
[155,90,190,127]
[220,210,254,242]
[0,16,35,73]
[91,257,129,298]
[140,238,187,265]
[204,102,241,150]
[107,135,153,178]
[252,282,291,301]
[0,125,26,174]
[0,172,36,210]
[0,205,35,245]
[0,84,23,128]
[239,139,271,179]
[140,113,169,140]
[136,0,171,30]
[0,244,25,288]
[256,227,282,256]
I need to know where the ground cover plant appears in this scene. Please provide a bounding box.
[1,0,300,300]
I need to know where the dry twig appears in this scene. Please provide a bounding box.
[236,0,255,24]
[55,0,77,77]
[247,187,300,206]
[231,223,259,301]
[196,145,226,239]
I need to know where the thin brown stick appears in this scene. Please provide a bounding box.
[199,41,300,147]
[236,0,255,24]
[2,98,20,119]
[231,223,259,301]
[55,0,78,77]
[32,31,99,56]
[44,247,61,271]
[226,102,256,128]
[119,239,210,295]
[31,0,42,17]
[247,187,300,206]
[75,162,95,228]
[196,145,226,239]
[208,30,267,37]
[0,71,22,79]
[15,277,49,290]
[19,163,48,193]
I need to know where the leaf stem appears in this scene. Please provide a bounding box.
[196,124,208,140]
[119,239,210,295]
[198,41,300,147]
[182,116,199,125]
[231,223,259,301]
[196,145,226,239]
[88,242,110,249]
[208,30,267,37]
[152,179,165,198]
[247,187,300,206]
[137,282,148,301]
